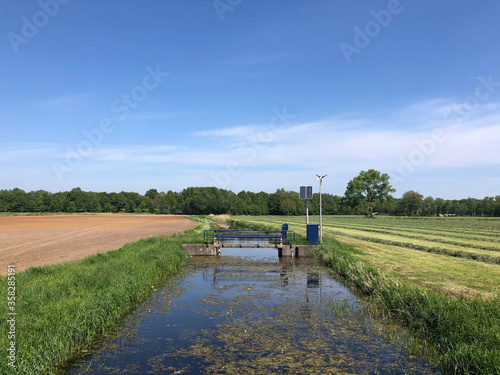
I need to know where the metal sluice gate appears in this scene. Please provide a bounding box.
[203,229,296,248]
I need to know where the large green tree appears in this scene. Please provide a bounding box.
[280,198,296,216]
[344,169,395,217]
[399,190,424,216]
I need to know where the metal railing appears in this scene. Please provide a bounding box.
[204,229,295,246]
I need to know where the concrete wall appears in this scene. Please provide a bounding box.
[183,244,220,256]
[295,245,319,258]
[183,244,319,257]
[280,245,319,257]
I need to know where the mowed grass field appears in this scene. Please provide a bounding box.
[232,215,500,299]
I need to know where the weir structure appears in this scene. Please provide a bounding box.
[183,224,319,258]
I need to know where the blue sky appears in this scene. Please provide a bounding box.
[1,0,500,199]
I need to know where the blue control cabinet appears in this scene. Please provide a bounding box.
[307,224,319,244]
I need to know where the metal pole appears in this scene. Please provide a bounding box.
[306,199,309,224]
[316,174,327,244]
[319,179,322,244]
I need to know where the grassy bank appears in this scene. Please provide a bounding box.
[0,217,208,375]
[316,237,500,374]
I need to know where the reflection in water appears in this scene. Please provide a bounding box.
[307,272,320,288]
[67,249,439,374]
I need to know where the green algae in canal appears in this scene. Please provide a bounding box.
[67,249,439,374]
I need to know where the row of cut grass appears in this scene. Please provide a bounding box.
[317,221,500,246]
[323,223,500,251]
[316,215,500,232]
[315,237,500,375]
[319,216,500,237]
[0,216,208,375]
[323,228,500,264]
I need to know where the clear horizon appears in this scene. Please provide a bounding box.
[1,1,500,199]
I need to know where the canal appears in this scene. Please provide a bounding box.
[67,249,438,374]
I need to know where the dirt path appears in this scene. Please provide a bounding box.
[0,214,197,275]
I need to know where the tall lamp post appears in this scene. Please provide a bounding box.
[316,174,327,244]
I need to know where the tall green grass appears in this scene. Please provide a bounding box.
[0,218,207,375]
[316,237,500,375]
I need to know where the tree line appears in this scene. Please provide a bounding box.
[1,186,499,217]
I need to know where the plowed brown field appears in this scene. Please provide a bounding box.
[0,214,197,274]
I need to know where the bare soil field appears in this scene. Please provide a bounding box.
[0,214,197,274]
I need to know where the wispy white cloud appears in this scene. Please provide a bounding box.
[0,143,59,162]
[3,97,500,197]
[37,93,94,111]
[125,113,178,121]
[194,126,257,138]
[223,52,292,66]
[185,99,500,175]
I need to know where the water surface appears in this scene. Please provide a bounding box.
[68,249,438,374]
